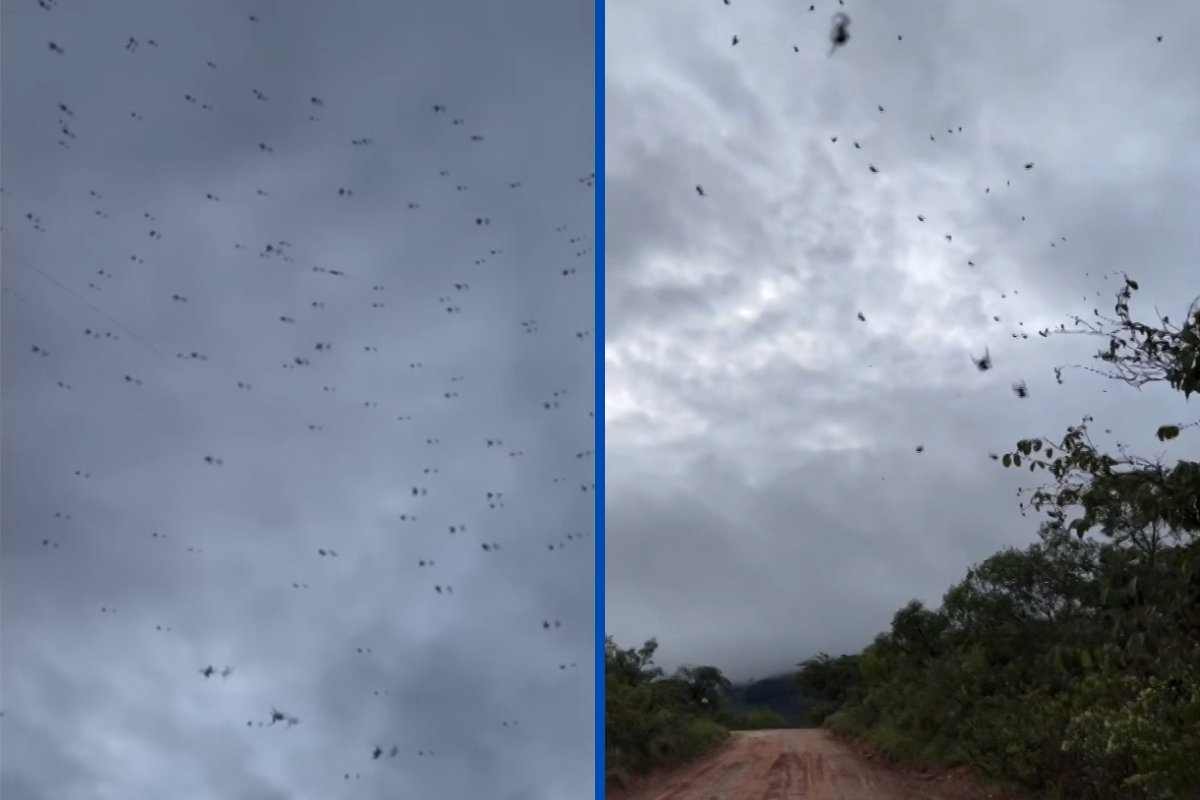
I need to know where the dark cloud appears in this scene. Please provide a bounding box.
[605,0,1199,681]
[2,0,594,797]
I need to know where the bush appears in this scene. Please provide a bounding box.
[605,636,731,781]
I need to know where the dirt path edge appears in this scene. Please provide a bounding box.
[605,734,736,800]
[826,724,1040,800]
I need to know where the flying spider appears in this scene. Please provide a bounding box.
[828,13,851,55]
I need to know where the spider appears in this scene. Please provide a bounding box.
[829,13,851,55]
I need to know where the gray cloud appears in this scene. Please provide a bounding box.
[2,0,594,797]
[605,0,1199,681]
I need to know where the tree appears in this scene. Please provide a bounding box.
[671,664,733,711]
[999,282,1199,660]
[604,635,730,786]
[794,652,863,724]
[1002,277,1199,540]
[997,280,1200,797]
[605,635,664,687]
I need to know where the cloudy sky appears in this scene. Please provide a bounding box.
[604,0,1199,681]
[2,1,593,798]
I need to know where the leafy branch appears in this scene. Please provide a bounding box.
[1002,280,1200,541]
[1039,274,1200,398]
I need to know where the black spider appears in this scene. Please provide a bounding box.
[829,13,851,55]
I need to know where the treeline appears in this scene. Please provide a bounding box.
[799,281,1199,799]
[604,636,730,789]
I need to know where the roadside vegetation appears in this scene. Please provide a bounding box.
[805,280,1200,799]
[604,636,732,790]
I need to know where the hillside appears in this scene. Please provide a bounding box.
[724,675,811,725]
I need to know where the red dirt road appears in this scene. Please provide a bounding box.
[614,729,1004,800]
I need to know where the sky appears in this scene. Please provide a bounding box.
[1,1,594,798]
[604,0,1200,682]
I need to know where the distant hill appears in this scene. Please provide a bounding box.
[725,674,812,725]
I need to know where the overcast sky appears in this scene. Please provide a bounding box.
[1,1,593,798]
[604,0,1199,682]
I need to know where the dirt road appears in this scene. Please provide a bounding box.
[614,729,997,800]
